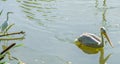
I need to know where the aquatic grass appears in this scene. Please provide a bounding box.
[13,43,24,48]
[0,43,16,61]
[0,36,24,41]
[0,10,25,64]
[0,43,25,64]
[1,43,16,55]
[3,23,14,34]
[0,26,25,40]
[0,31,25,37]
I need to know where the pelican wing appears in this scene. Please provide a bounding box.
[78,33,103,48]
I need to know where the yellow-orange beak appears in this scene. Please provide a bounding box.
[103,32,114,48]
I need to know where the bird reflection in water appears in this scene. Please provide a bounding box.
[75,40,112,64]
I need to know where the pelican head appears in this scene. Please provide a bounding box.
[100,27,114,47]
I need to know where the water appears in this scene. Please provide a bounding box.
[0,0,120,64]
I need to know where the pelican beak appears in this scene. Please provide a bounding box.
[103,32,114,48]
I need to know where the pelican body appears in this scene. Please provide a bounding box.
[76,27,113,48]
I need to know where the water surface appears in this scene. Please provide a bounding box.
[0,0,120,64]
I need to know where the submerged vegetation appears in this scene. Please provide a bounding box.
[0,10,25,64]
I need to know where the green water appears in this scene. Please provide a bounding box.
[0,0,120,64]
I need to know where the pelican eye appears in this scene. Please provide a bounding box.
[100,27,106,33]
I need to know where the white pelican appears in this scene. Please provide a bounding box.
[75,27,113,48]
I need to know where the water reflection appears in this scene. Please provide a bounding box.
[102,0,107,27]
[0,10,25,63]
[103,0,107,6]
[95,0,120,33]
[99,49,112,64]
[95,0,108,28]
[75,40,111,64]
[95,0,98,8]
[95,0,107,8]
[102,8,107,27]
[18,0,56,26]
